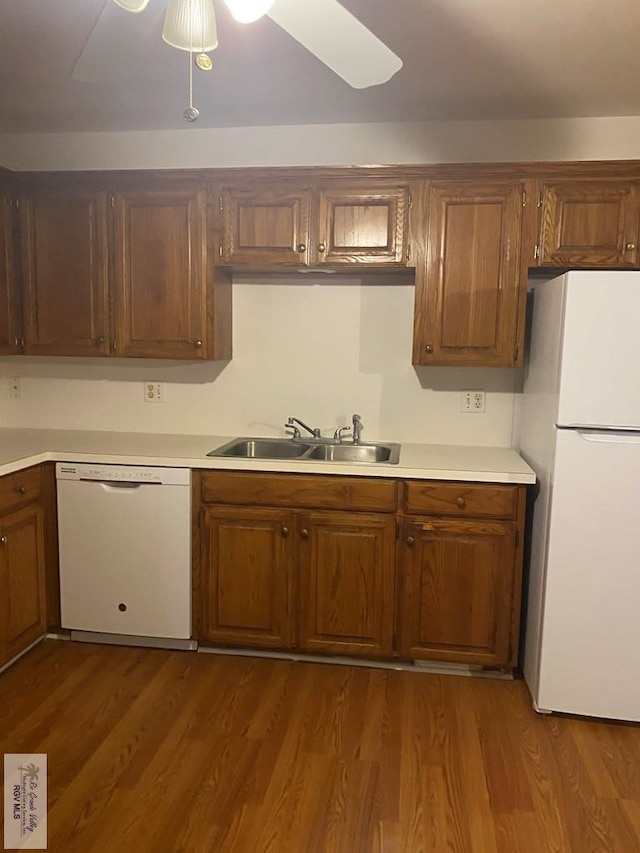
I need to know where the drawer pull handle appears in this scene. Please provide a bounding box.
[281,526,289,537]
[296,243,306,254]
[456,497,466,508]
[16,486,26,495]
[406,536,415,547]
[626,242,637,251]
[96,336,105,345]
[317,242,326,253]
[300,528,309,540]
[0,536,6,545]
[194,340,203,348]
[425,344,433,354]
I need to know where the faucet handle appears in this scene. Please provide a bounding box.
[333,425,352,442]
[285,421,301,439]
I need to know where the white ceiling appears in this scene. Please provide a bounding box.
[1,0,640,134]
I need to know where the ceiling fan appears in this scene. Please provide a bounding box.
[73,0,403,121]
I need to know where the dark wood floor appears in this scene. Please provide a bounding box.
[1,640,640,852]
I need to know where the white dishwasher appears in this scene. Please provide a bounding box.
[56,463,194,649]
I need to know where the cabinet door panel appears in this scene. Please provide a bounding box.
[539,181,640,267]
[297,511,395,657]
[200,506,293,648]
[400,518,516,666]
[0,503,46,666]
[0,195,20,355]
[113,188,207,358]
[21,192,110,356]
[414,181,524,367]
[220,188,311,266]
[317,186,409,265]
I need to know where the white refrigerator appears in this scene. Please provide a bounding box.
[517,270,640,722]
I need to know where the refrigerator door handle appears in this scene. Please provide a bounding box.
[575,429,640,445]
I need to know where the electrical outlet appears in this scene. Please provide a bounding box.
[9,377,21,399]
[144,382,165,403]
[461,390,486,413]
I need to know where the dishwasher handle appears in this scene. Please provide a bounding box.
[82,479,159,490]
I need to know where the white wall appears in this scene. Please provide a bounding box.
[3,116,640,171]
[0,278,518,445]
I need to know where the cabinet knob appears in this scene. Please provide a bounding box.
[194,340,203,348]
[96,336,105,345]
[425,344,433,354]
[16,486,26,495]
[456,496,466,508]
[0,536,6,545]
[406,536,415,547]
[300,528,309,540]
[626,242,637,251]
[281,526,289,537]
[296,243,307,254]
[317,242,326,253]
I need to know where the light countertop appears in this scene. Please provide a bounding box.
[0,429,536,484]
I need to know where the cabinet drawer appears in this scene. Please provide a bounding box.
[0,465,43,515]
[200,471,398,512]
[404,481,518,519]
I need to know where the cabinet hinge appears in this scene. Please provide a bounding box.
[534,244,540,260]
[406,241,411,263]
[110,196,114,208]
[218,245,223,258]
[513,345,519,363]
[219,194,223,212]
[537,191,543,207]
[14,198,20,211]
[522,189,527,207]
[408,193,413,210]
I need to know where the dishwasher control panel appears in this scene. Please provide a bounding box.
[56,463,190,486]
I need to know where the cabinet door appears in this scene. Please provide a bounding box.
[413,181,526,367]
[316,185,410,265]
[0,194,21,355]
[200,506,294,648]
[0,503,46,667]
[20,191,110,356]
[399,517,516,666]
[113,188,208,359]
[220,186,311,266]
[297,511,396,657]
[539,180,640,267]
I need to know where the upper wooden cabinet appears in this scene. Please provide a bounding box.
[112,188,210,359]
[0,193,21,356]
[538,180,640,267]
[20,190,110,357]
[219,182,411,268]
[413,180,535,367]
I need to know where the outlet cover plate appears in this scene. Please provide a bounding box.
[461,390,486,413]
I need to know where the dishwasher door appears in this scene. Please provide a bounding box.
[57,465,191,640]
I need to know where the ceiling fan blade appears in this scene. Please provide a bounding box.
[267,0,402,89]
[72,0,164,84]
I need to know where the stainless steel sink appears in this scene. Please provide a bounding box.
[307,443,400,464]
[208,437,400,464]
[207,438,313,459]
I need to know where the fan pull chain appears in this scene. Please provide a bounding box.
[183,0,199,122]
[196,2,213,71]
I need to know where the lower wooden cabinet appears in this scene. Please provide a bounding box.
[297,511,396,657]
[200,506,294,648]
[398,517,517,666]
[195,470,526,668]
[0,502,47,667]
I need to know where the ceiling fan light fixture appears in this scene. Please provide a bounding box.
[112,0,152,11]
[222,0,275,24]
[162,0,219,52]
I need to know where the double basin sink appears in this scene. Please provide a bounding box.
[208,437,401,465]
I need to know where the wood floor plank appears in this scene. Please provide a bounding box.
[2,640,640,853]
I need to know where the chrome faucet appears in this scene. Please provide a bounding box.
[286,417,321,439]
[352,413,363,444]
